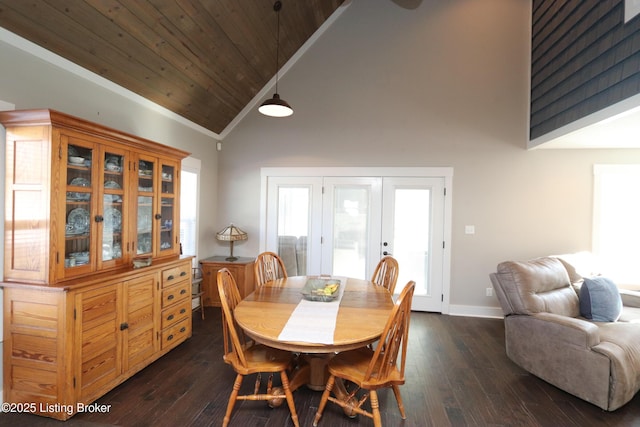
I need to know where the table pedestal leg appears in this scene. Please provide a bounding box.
[306,355,330,390]
[288,354,330,392]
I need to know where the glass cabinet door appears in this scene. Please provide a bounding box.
[100,150,126,267]
[64,141,94,275]
[159,161,178,255]
[136,157,155,256]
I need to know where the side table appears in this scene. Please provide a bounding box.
[200,256,255,307]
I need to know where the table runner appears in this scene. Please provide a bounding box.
[277,276,346,344]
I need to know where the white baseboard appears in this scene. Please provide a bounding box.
[447,304,504,319]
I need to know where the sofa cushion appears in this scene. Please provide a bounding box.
[496,257,579,317]
[580,277,623,322]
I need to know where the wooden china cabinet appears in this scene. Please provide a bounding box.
[0,109,192,420]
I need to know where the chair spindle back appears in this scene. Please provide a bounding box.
[217,268,249,368]
[365,280,415,381]
[371,256,400,294]
[254,251,288,287]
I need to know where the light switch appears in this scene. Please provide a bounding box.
[464,225,475,235]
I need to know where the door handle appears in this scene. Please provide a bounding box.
[382,241,392,256]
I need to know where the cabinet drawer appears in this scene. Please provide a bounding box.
[162,264,191,288]
[161,317,190,350]
[161,280,190,309]
[161,299,191,329]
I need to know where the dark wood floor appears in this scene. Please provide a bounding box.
[4,308,640,427]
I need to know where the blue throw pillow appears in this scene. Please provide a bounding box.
[579,277,622,322]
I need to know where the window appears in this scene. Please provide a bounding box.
[180,157,201,266]
[593,164,640,285]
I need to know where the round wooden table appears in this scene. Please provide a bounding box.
[234,276,394,391]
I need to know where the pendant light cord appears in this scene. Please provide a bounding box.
[274,1,282,94]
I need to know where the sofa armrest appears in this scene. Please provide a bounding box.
[505,313,610,410]
[619,289,640,308]
[532,312,600,348]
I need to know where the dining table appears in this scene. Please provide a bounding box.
[233,275,395,394]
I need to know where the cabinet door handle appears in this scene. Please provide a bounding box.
[155,214,162,220]
[167,334,174,341]
[95,215,104,222]
[167,294,174,300]
[167,314,174,321]
[120,322,129,331]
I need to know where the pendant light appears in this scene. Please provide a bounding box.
[259,1,293,117]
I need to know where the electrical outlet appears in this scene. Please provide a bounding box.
[486,287,493,297]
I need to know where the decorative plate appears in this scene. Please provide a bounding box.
[67,208,90,234]
[301,278,341,302]
[67,191,90,201]
[104,180,121,189]
[103,207,122,231]
[70,177,90,187]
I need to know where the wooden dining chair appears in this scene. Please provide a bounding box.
[217,268,300,427]
[312,280,416,427]
[254,251,288,287]
[371,256,399,294]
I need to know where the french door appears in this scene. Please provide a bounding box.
[262,168,451,313]
[380,177,445,312]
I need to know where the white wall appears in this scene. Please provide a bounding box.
[217,0,640,315]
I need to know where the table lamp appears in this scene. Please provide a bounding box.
[216,223,248,261]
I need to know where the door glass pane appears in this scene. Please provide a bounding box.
[137,159,154,255]
[160,164,175,252]
[160,196,174,251]
[332,187,370,279]
[138,160,154,192]
[103,152,124,263]
[102,194,123,262]
[137,196,153,255]
[277,187,309,275]
[393,188,431,296]
[65,143,92,269]
[161,165,175,194]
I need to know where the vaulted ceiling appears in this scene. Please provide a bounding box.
[0,0,346,135]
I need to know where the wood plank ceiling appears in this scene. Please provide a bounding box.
[0,0,345,135]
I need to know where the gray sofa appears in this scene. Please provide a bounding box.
[490,255,640,411]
